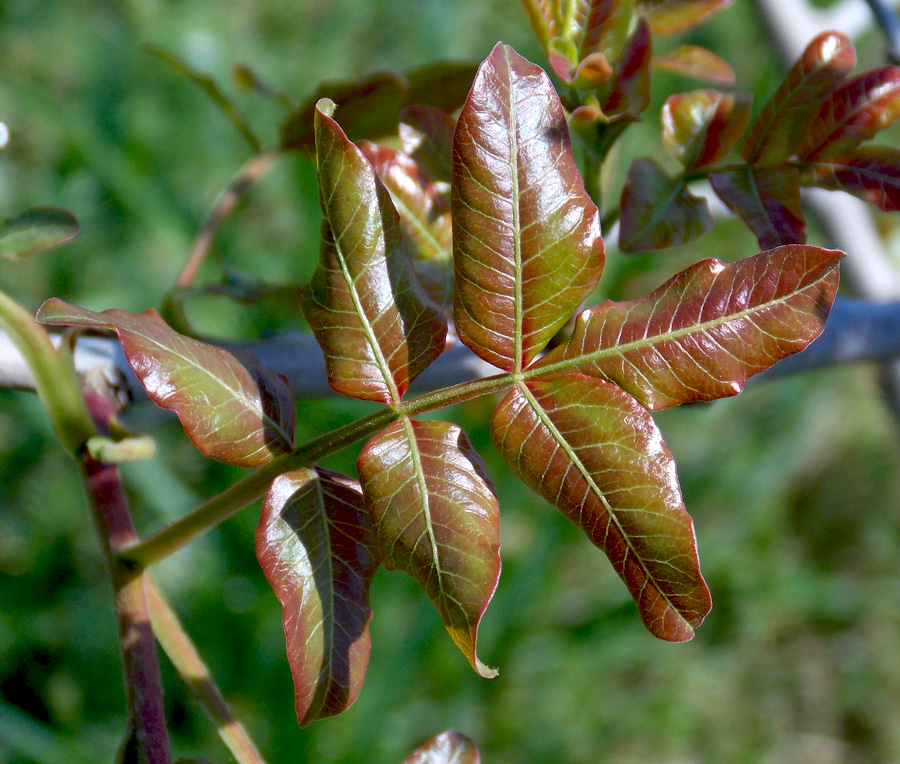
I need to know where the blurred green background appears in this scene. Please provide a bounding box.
[3,1,900,762]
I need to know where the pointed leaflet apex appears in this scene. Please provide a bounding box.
[301,101,447,404]
[452,43,605,372]
[36,299,295,467]
[257,468,378,726]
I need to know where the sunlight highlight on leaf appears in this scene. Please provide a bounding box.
[400,731,480,764]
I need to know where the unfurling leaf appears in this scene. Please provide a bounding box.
[358,420,500,677]
[257,468,378,726]
[492,374,711,641]
[36,299,295,467]
[0,207,79,260]
[797,66,900,161]
[360,142,454,310]
[399,106,456,188]
[804,145,900,211]
[400,731,481,764]
[538,245,843,410]
[571,0,635,66]
[301,100,447,404]
[637,0,734,35]
[452,43,605,372]
[741,31,856,165]
[618,157,713,252]
[653,46,735,85]
[710,167,806,248]
[603,19,652,119]
[662,90,751,169]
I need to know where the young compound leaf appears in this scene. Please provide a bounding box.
[661,90,751,169]
[537,245,843,410]
[399,106,456,189]
[636,0,734,35]
[603,18,652,119]
[400,731,480,764]
[618,157,713,252]
[358,420,500,678]
[0,207,79,260]
[797,66,900,161]
[37,299,295,467]
[741,31,856,166]
[573,0,636,65]
[710,167,806,249]
[257,468,378,726]
[804,145,900,211]
[653,46,735,85]
[360,141,454,310]
[301,100,447,404]
[452,43,605,372]
[492,374,711,641]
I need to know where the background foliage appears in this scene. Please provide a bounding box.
[2,0,900,762]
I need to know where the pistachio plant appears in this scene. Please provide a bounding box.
[8,0,900,761]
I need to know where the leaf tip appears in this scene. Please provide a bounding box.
[316,97,337,118]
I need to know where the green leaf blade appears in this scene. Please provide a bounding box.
[0,207,79,261]
[492,374,710,642]
[358,419,500,677]
[618,158,713,252]
[256,468,378,726]
[301,100,447,404]
[452,43,605,372]
[539,245,843,410]
[518,0,559,49]
[36,299,294,467]
[400,731,480,764]
[741,31,856,165]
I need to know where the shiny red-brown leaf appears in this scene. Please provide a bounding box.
[492,374,711,641]
[741,31,856,165]
[636,0,733,34]
[710,167,807,249]
[358,419,500,677]
[538,245,842,410]
[798,66,900,161]
[603,19,652,119]
[452,43,605,372]
[257,468,378,726]
[653,45,735,85]
[301,100,447,403]
[399,106,456,189]
[400,731,480,764]
[618,157,713,252]
[804,145,900,211]
[662,89,751,169]
[573,0,635,64]
[36,299,294,467]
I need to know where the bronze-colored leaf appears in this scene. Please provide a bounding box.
[803,145,900,211]
[637,0,734,35]
[653,45,735,85]
[400,731,480,764]
[662,90,751,169]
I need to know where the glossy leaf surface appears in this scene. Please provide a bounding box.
[710,167,806,249]
[452,43,605,372]
[492,374,710,641]
[741,31,856,165]
[400,731,480,764]
[360,141,453,310]
[0,207,79,260]
[301,100,447,403]
[618,157,713,252]
[653,45,735,85]
[603,19,651,119]
[538,245,842,410]
[636,0,733,34]
[798,67,900,161]
[805,146,900,211]
[662,90,751,169]
[358,419,500,677]
[36,299,294,466]
[257,468,378,726]
[573,0,635,64]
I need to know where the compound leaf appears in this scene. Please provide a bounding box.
[36,299,294,466]
[537,245,842,410]
[741,31,856,165]
[0,207,79,261]
[358,419,500,677]
[618,157,713,252]
[360,141,454,310]
[452,43,604,372]
[653,45,735,85]
[492,373,711,641]
[798,66,900,161]
[662,89,751,169]
[636,0,733,34]
[257,468,378,726]
[301,100,446,404]
[400,731,480,764]
[710,167,806,249]
[803,145,900,211]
